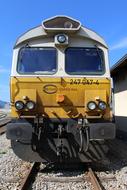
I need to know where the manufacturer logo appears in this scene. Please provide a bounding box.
[43,84,57,94]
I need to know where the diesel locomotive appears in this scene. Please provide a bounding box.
[6,16,115,163]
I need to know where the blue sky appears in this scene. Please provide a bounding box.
[0,0,127,101]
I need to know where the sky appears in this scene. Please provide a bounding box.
[0,0,127,101]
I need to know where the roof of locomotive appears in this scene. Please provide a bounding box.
[14,15,108,49]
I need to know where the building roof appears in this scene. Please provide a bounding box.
[111,54,127,75]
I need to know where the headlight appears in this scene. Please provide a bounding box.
[26,101,35,110]
[15,101,24,110]
[64,21,73,28]
[98,101,107,110]
[87,101,97,110]
[57,34,66,43]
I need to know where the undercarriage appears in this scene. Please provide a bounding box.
[6,118,115,163]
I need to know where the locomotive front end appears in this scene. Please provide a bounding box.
[6,16,115,163]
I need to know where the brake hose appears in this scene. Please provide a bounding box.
[79,127,90,152]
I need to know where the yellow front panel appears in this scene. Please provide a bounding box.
[10,77,111,119]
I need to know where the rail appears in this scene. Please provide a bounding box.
[0,113,7,119]
[19,162,105,190]
[0,118,11,135]
[20,162,41,190]
[88,167,103,190]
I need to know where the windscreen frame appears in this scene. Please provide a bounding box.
[65,47,106,76]
[16,47,57,75]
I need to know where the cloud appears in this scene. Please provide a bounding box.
[110,37,127,50]
[0,65,10,73]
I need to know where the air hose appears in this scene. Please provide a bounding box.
[79,126,90,152]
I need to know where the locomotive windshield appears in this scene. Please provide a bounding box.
[17,47,56,74]
[65,47,105,75]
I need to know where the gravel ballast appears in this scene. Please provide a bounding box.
[0,134,31,190]
[1,134,127,190]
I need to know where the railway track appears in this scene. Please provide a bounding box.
[0,113,7,119]
[19,163,105,190]
[20,162,41,190]
[88,167,102,190]
[0,118,11,135]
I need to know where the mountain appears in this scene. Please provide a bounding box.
[0,100,10,109]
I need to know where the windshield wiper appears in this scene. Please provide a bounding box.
[94,45,103,65]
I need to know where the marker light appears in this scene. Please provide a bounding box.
[15,101,24,110]
[57,34,66,43]
[98,101,107,110]
[26,101,35,110]
[87,101,97,111]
